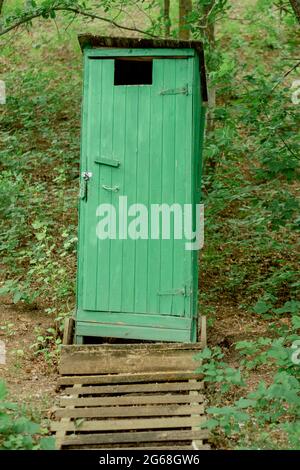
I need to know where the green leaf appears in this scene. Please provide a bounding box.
[292,316,300,330]
[13,291,23,304]
[39,436,55,450]
[274,301,300,315]
[235,398,256,409]
[36,232,46,241]
[200,347,212,359]
[31,221,44,229]
[253,300,272,314]
[203,418,219,430]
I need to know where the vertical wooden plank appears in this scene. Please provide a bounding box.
[159,59,176,315]
[121,86,139,313]
[76,51,90,312]
[134,85,151,313]
[192,54,206,339]
[82,59,103,311]
[183,57,195,322]
[147,59,164,314]
[172,58,192,317]
[96,60,115,311]
[109,83,127,312]
[192,54,201,330]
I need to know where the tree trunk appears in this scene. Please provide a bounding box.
[200,1,216,136]
[179,0,192,39]
[163,0,171,37]
[199,0,218,175]
[289,0,300,22]
[0,0,5,16]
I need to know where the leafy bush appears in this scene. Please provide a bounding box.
[196,309,300,449]
[0,380,54,450]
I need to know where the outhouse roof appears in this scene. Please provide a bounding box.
[78,34,207,102]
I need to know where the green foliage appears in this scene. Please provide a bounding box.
[200,1,299,308]
[0,381,54,450]
[0,33,79,309]
[195,1,299,449]
[196,347,245,393]
[30,326,62,363]
[197,317,300,448]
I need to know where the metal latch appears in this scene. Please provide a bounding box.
[79,172,92,201]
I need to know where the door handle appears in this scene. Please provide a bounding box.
[95,157,120,168]
[102,184,119,192]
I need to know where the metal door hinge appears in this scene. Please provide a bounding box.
[159,84,190,96]
[158,285,192,297]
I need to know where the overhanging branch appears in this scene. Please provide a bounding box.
[0,6,158,38]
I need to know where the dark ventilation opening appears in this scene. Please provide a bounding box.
[114,59,153,85]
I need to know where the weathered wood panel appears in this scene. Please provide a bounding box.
[55,404,204,419]
[60,344,201,375]
[58,371,201,386]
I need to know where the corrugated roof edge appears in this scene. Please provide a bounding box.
[78,34,208,103]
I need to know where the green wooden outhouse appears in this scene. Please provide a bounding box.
[75,35,207,344]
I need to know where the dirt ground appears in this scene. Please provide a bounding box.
[0,298,58,416]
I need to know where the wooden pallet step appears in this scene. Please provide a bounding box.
[63,381,204,395]
[58,371,201,387]
[56,404,204,419]
[52,416,205,433]
[60,345,201,375]
[67,445,210,450]
[60,393,204,407]
[60,429,209,446]
[55,344,209,450]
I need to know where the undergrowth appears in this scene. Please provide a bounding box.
[0,0,299,450]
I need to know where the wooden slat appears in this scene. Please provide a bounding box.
[56,384,81,450]
[68,446,200,450]
[52,416,204,432]
[60,393,204,407]
[63,381,204,395]
[60,344,201,375]
[58,371,200,386]
[189,379,204,450]
[61,429,209,446]
[56,404,204,419]
[62,343,202,353]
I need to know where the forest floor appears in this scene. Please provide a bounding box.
[0,0,299,450]
[0,300,57,415]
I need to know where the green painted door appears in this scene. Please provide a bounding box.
[80,56,194,319]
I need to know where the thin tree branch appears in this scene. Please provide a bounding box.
[289,0,300,22]
[271,60,300,92]
[0,6,158,38]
